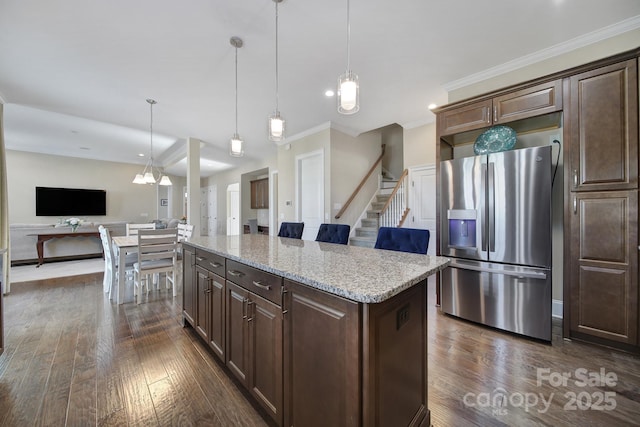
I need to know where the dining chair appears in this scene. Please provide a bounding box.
[374,227,430,255]
[98,225,135,300]
[126,222,156,236]
[277,222,304,239]
[315,223,350,245]
[133,228,179,304]
[177,223,194,242]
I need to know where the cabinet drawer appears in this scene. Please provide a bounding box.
[226,259,282,306]
[196,249,226,276]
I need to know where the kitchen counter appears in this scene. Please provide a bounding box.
[185,234,449,303]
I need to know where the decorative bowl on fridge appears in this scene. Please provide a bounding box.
[473,125,516,155]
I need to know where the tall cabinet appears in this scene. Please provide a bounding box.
[565,58,639,348]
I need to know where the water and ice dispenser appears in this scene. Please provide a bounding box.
[447,209,477,248]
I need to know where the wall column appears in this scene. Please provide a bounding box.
[186,137,201,237]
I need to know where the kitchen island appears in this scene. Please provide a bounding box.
[182,234,449,427]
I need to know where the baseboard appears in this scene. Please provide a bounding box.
[552,299,563,319]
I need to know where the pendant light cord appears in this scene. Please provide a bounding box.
[275,1,279,112]
[235,45,238,135]
[346,0,351,71]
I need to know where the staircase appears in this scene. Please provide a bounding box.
[349,180,396,248]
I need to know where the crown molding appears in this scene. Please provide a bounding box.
[443,15,640,92]
[276,121,359,145]
[401,115,436,130]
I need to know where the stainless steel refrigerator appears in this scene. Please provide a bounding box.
[440,145,552,341]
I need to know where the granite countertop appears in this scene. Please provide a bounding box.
[184,234,450,304]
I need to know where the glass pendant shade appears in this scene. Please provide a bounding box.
[133,173,145,184]
[230,133,244,157]
[338,70,359,114]
[159,175,173,186]
[143,172,156,184]
[268,112,285,141]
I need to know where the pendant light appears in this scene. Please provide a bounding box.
[133,99,172,185]
[337,0,359,115]
[230,36,244,157]
[268,0,285,142]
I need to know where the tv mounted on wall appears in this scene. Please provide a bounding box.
[36,186,107,216]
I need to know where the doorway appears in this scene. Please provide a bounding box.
[296,150,324,241]
[227,183,240,235]
[409,165,436,256]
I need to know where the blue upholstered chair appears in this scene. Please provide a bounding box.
[374,227,430,254]
[277,222,304,239]
[315,223,350,245]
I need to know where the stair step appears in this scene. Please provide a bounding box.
[356,227,378,238]
[361,218,378,226]
[376,194,390,202]
[349,236,376,248]
[366,210,380,219]
[371,202,386,210]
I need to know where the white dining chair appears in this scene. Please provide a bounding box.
[133,228,178,304]
[98,225,135,300]
[177,223,194,242]
[126,222,156,236]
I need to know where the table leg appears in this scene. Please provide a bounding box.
[36,238,45,267]
[118,246,126,304]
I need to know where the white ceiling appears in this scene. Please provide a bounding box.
[1,0,639,177]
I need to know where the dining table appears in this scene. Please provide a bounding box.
[111,235,138,304]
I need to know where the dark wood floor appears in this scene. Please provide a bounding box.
[1,273,639,426]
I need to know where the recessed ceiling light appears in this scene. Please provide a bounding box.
[428,103,437,110]
[325,90,335,97]
[138,153,145,157]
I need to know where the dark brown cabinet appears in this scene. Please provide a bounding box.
[437,79,562,136]
[283,279,360,427]
[565,58,639,350]
[226,260,283,426]
[569,191,638,345]
[251,178,269,209]
[196,266,225,359]
[568,59,638,192]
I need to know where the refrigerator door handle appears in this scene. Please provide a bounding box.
[488,162,495,252]
[481,163,488,251]
[449,260,548,279]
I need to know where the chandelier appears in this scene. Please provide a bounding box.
[133,99,172,185]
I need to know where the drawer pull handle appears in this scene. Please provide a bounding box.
[196,256,205,262]
[228,270,243,277]
[209,262,222,268]
[252,281,271,290]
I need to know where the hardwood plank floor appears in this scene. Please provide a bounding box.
[1,270,639,426]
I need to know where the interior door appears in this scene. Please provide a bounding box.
[409,165,436,256]
[207,185,218,236]
[297,150,324,241]
[227,183,240,236]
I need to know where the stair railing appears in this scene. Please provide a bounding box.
[379,169,410,228]
[335,144,386,220]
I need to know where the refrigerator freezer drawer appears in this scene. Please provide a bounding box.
[440,261,551,341]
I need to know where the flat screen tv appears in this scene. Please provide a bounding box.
[36,186,107,216]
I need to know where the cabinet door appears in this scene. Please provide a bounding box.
[283,280,360,427]
[494,79,562,124]
[226,281,249,386]
[248,293,283,426]
[250,180,260,209]
[569,190,638,345]
[209,273,225,360]
[182,247,196,326]
[438,99,492,136]
[195,266,211,341]
[569,59,638,191]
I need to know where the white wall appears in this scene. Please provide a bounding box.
[6,150,183,224]
[403,122,436,169]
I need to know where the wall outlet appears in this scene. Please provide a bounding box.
[140,212,149,217]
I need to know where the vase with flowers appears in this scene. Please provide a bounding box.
[63,217,84,232]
